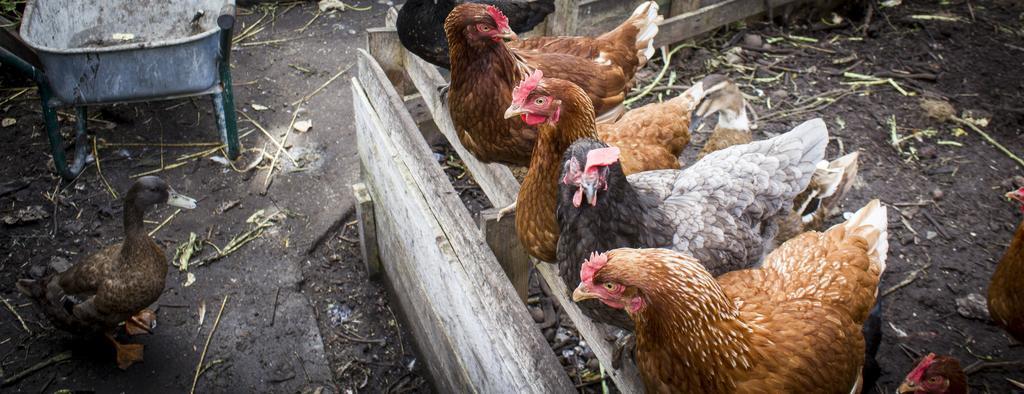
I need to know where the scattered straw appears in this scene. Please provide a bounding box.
[263,109,303,193]
[0,297,30,334]
[0,88,30,107]
[149,209,182,237]
[239,111,300,166]
[953,117,1024,168]
[190,295,228,394]
[624,44,689,106]
[290,64,353,106]
[92,137,119,199]
[0,351,72,387]
[296,11,323,33]
[192,210,284,268]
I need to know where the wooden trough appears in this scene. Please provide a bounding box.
[351,0,820,390]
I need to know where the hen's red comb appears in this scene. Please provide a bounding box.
[580,252,609,284]
[512,70,543,107]
[1008,187,1024,212]
[584,147,621,173]
[486,5,510,31]
[907,353,937,383]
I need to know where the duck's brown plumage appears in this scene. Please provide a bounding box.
[17,177,187,335]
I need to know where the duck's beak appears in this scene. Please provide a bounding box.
[688,110,705,134]
[572,283,598,302]
[504,105,525,120]
[166,190,197,209]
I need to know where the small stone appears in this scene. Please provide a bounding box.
[931,188,944,200]
[328,254,341,262]
[529,306,545,323]
[955,293,989,321]
[742,33,763,48]
[770,89,790,101]
[926,231,938,240]
[724,52,743,65]
[586,358,600,371]
[918,145,937,159]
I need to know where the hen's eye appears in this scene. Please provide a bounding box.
[479,25,491,32]
[534,98,545,105]
[927,377,941,384]
[603,283,616,291]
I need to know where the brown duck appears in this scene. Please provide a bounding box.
[17,176,196,369]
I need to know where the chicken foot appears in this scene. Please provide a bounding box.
[124,308,156,336]
[105,333,144,370]
[495,198,518,222]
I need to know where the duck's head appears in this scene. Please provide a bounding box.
[128,176,196,210]
[689,74,748,134]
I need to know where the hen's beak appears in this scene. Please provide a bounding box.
[504,105,525,119]
[166,190,197,209]
[581,180,598,206]
[896,381,917,394]
[1007,189,1024,202]
[496,29,518,42]
[572,284,598,302]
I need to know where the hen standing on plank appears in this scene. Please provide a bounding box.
[556,119,827,329]
[445,2,661,166]
[17,177,197,369]
[573,199,889,392]
[504,71,707,262]
[397,0,555,69]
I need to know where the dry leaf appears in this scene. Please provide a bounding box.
[197,301,207,331]
[183,272,196,287]
[1,118,15,127]
[251,104,269,111]
[293,120,313,133]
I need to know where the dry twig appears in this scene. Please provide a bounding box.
[190,295,229,394]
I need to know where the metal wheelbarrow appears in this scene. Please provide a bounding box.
[0,0,240,180]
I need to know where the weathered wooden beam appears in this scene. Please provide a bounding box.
[351,182,381,279]
[670,0,702,16]
[366,26,406,95]
[476,208,531,302]
[354,50,576,393]
[655,0,806,46]
[548,0,581,36]
[399,44,646,394]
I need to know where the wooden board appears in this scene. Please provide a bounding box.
[655,0,805,46]
[354,51,575,393]
[400,42,646,394]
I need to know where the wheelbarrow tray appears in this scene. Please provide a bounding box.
[19,0,232,105]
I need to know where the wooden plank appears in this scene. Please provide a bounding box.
[477,208,531,302]
[354,53,576,393]
[366,27,406,94]
[397,44,646,394]
[654,0,805,46]
[670,0,702,15]
[401,50,519,208]
[547,0,581,36]
[351,182,381,279]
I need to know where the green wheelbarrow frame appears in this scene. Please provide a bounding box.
[0,7,240,180]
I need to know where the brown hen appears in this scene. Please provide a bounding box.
[445,2,661,165]
[989,187,1024,343]
[573,200,889,393]
[504,70,704,262]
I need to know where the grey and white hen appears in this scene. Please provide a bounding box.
[556,118,829,330]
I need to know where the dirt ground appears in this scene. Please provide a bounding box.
[2,0,1023,393]
[436,0,1024,392]
[0,2,428,392]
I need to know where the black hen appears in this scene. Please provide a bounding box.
[396,0,555,69]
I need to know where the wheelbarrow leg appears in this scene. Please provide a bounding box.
[212,89,239,160]
[42,101,89,180]
[215,6,240,160]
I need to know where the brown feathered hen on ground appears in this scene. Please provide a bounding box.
[502,70,706,262]
[988,187,1024,343]
[897,353,968,394]
[572,200,889,393]
[444,1,661,166]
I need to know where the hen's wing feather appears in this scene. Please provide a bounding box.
[656,119,828,275]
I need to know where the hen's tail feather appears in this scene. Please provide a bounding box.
[623,1,663,65]
[839,199,889,274]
